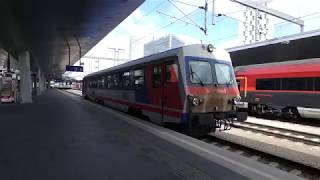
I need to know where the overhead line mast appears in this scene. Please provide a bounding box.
[230,0,304,32]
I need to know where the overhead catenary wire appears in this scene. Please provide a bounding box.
[157,11,193,26]
[133,6,245,45]
[132,1,320,50]
[132,0,221,43]
[132,7,201,43]
[210,12,320,43]
[170,0,199,8]
[132,0,168,25]
[133,0,277,46]
[167,0,203,29]
[275,11,320,26]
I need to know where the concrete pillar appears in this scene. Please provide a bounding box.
[37,68,46,95]
[19,51,32,103]
[40,71,46,93]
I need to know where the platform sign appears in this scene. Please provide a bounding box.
[66,65,83,72]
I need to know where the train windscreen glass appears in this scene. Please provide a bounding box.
[189,61,213,85]
[215,63,235,85]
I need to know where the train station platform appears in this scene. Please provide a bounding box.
[0,89,302,180]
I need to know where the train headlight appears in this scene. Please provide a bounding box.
[190,96,203,106]
[233,95,241,104]
[207,44,215,52]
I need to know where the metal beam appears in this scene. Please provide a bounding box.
[82,56,128,62]
[230,0,304,30]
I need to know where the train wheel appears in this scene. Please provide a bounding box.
[290,108,301,120]
[128,107,135,115]
[282,107,301,120]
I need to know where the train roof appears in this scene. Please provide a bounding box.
[235,58,320,75]
[84,44,231,79]
[235,58,320,70]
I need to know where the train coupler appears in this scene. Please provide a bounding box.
[215,118,234,131]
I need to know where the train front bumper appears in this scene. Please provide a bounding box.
[190,111,240,124]
[234,101,248,121]
[235,101,248,109]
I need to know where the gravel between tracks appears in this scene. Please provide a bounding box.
[247,117,320,136]
[212,128,320,169]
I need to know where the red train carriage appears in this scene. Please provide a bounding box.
[83,44,242,136]
[235,58,320,120]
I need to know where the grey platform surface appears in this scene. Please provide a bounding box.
[0,89,301,180]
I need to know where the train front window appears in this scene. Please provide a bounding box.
[215,63,235,85]
[189,61,213,85]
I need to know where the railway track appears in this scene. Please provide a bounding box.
[201,135,320,180]
[232,121,320,146]
[205,120,320,179]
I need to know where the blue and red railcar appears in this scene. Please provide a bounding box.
[83,44,242,136]
[235,58,320,120]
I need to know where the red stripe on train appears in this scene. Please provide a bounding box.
[242,90,320,94]
[96,96,181,118]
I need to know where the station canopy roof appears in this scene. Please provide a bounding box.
[227,29,320,67]
[0,0,144,78]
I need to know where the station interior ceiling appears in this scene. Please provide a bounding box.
[0,0,144,79]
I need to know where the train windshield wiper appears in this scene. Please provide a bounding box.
[190,66,204,86]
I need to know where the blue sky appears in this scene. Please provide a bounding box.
[85,0,320,54]
[85,0,247,58]
[117,0,239,46]
[88,0,320,59]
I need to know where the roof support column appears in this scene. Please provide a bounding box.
[37,68,46,95]
[18,51,32,103]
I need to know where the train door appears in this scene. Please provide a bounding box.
[163,61,182,123]
[148,61,182,124]
[236,76,247,99]
[149,64,163,124]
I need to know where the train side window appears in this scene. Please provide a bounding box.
[92,79,97,88]
[122,71,131,88]
[166,63,178,83]
[119,73,124,88]
[102,77,106,89]
[282,78,313,91]
[107,75,113,88]
[256,79,280,90]
[113,74,119,88]
[315,78,320,91]
[106,76,109,89]
[133,69,144,88]
[153,66,162,87]
[98,77,104,89]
